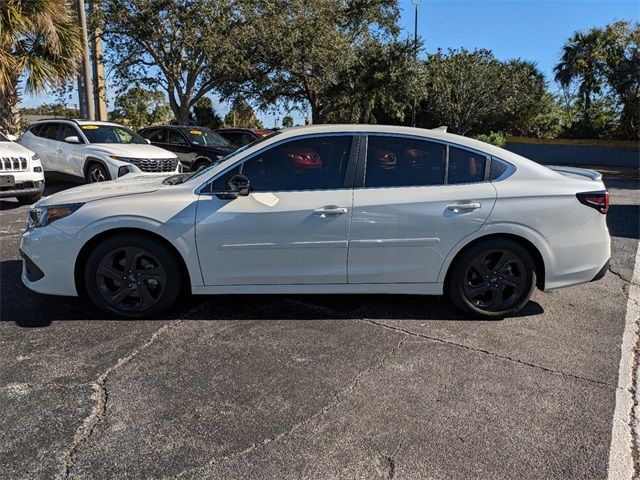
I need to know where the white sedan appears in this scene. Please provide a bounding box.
[20,125,610,318]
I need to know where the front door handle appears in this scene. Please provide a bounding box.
[446,201,481,213]
[314,205,348,217]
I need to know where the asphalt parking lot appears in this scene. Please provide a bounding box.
[1,168,638,480]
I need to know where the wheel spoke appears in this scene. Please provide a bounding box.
[471,257,490,280]
[467,284,491,297]
[105,284,135,306]
[502,274,525,288]
[137,282,155,309]
[490,287,505,310]
[494,251,517,273]
[98,265,123,281]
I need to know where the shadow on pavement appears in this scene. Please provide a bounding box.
[607,204,640,240]
[0,258,544,327]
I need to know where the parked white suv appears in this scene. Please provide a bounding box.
[19,120,181,183]
[0,131,45,204]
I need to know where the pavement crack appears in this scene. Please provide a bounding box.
[58,321,182,479]
[363,319,615,389]
[175,336,407,478]
[610,267,639,287]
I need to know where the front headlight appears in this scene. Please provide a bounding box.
[31,154,41,162]
[28,203,84,229]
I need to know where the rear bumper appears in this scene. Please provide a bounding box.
[591,258,610,282]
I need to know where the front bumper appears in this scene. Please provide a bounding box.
[0,173,44,198]
[20,224,83,296]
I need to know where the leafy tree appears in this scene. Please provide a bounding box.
[101,0,257,125]
[324,38,419,124]
[0,0,82,134]
[190,97,223,129]
[109,87,172,130]
[281,115,294,128]
[20,103,80,119]
[417,49,551,136]
[223,97,263,128]
[600,21,640,139]
[250,0,400,124]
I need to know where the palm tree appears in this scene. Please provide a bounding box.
[0,0,82,134]
[554,28,606,123]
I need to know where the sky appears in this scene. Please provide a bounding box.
[21,0,639,128]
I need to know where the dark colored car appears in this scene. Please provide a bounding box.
[138,125,235,171]
[214,128,274,148]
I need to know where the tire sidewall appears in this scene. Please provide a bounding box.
[448,239,537,319]
[85,162,110,183]
[84,233,182,318]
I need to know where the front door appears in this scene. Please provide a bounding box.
[348,135,497,284]
[195,135,356,285]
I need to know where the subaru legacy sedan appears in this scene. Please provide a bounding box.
[20,125,610,318]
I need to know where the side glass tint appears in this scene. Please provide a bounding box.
[365,136,446,188]
[490,158,510,180]
[448,147,486,184]
[142,128,165,142]
[39,123,60,140]
[167,129,187,145]
[240,136,352,192]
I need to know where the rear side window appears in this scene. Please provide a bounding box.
[29,124,42,136]
[490,157,510,180]
[364,136,446,188]
[240,135,352,192]
[141,128,165,142]
[448,147,486,184]
[39,123,60,140]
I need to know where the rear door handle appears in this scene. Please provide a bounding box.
[56,149,63,153]
[314,205,348,217]
[446,201,481,213]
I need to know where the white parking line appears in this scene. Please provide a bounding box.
[608,241,640,480]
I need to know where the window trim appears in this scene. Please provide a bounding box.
[197,133,360,195]
[357,133,493,189]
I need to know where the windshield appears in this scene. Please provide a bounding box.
[162,131,281,186]
[185,128,229,147]
[81,125,147,144]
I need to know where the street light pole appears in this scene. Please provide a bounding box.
[77,0,95,120]
[410,0,421,128]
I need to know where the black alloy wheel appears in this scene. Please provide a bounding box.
[86,163,109,183]
[448,238,536,318]
[84,234,182,318]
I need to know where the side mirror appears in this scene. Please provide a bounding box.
[216,174,250,200]
[6,134,17,141]
[145,138,151,144]
[64,135,81,144]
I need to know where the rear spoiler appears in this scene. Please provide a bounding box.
[547,165,602,182]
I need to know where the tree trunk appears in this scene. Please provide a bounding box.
[0,71,22,135]
[175,99,191,125]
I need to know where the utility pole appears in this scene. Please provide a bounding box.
[90,1,108,120]
[410,0,421,128]
[77,0,95,120]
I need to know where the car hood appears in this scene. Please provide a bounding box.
[197,144,236,156]
[89,143,176,158]
[0,140,34,157]
[37,174,171,207]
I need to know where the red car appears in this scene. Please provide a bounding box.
[214,128,273,148]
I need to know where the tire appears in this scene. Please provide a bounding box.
[16,193,42,205]
[446,238,536,319]
[84,233,182,318]
[191,159,211,172]
[85,162,110,183]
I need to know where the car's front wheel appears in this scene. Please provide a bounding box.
[84,233,182,318]
[447,238,536,318]
[86,163,110,183]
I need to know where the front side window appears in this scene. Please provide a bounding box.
[448,147,486,184]
[167,129,188,145]
[364,136,446,188]
[239,136,352,192]
[81,125,147,144]
[61,124,83,143]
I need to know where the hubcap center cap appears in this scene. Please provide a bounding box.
[127,274,137,283]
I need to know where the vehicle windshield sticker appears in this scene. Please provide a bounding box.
[190,130,202,135]
[81,125,99,130]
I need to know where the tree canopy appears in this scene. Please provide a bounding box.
[109,87,172,129]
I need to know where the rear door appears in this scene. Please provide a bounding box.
[195,134,358,285]
[29,122,62,172]
[348,135,497,284]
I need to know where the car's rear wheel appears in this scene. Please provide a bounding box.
[447,238,536,318]
[86,163,110,183]
[16,193,42,205]
[192,159,211,172]
[84,234,181,318]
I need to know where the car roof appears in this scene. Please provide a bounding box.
[32,119,126,128]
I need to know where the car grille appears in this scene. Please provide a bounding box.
[126,158,177,173]
[0,156,28,172]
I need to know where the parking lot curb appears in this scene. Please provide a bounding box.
[607,241,640,480]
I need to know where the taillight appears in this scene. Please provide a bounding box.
[576,190,609,214]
